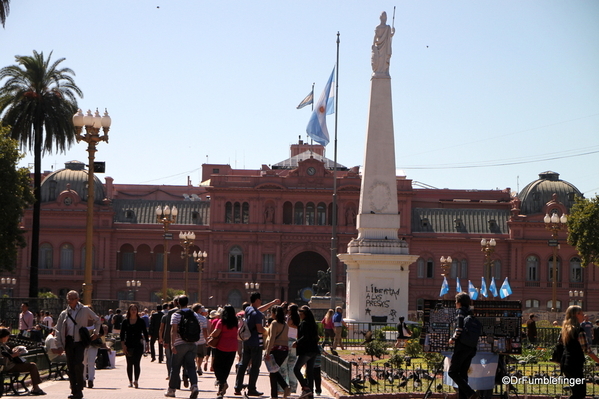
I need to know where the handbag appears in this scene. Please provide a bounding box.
[207,333,220,348]
[550,334,564,364]
[264,354,280,373]
[79,327,92,347]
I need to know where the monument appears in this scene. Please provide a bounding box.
[338,11,419,323]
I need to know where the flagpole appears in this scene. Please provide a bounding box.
[329,32,340,310]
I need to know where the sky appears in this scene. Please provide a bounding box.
[1,1,598,196]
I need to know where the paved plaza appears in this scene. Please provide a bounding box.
[34,354,334,399]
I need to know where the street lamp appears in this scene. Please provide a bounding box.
[0,278,16,297]
[156,205,178,302]
[126,280,141,300]
[179,231,196,294]
[73,108,111,305]
[481,238,497,282]
[193,250,208,304]
[569,290,584,308]
[544,211,568,313]
[245,282,260,293]
[439,256,452,277]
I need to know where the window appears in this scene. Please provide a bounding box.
[242,202,249,224]
[225,202,232,223]
[416,298,424,311]
[294,202,304,225]
[484,259,502,281]
[417,258,434,278]
[59,244,74,270]
[417,258,425,278]
[570,257,582,282]
[548,256,561,282]
[39,244,53,269]
[525,299,540,308]
[155,252,164,272]
[229,246,243,272]
[306,202,315,225]
[125,210,135,219]
[283,202,293,224]
[119,244,135,271]
[317,203,327,225]
[212,168,220,174]
[262,254,275,274]
[234,202,241,223]
[227,289,243,309]
[547,300,562,312]
[526,256,539,281]
[450,258,468,279]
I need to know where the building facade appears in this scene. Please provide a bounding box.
[8,140,594,314]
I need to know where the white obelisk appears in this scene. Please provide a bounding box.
[338,11,418,322]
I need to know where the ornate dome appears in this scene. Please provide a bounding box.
[40,161,105,204]
[518,171,581,215]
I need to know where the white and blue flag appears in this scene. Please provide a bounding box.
[489,277,498,298]
[296,90,314,110]
[468,280,478,300]
[306,67,335,146]
[480,277,488,298]
[444,352,499,390]
[500,277,513,299]
[439,276,449,297]
[456,277,462,294]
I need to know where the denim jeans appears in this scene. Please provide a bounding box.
[294,352,318,392]
[169,342,198,390]
[235,343,263,392]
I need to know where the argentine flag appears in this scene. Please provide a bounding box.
[439,276,449,297]
[306,67,335,146]
[456,277,462,294]
[500,277,513,299]
[480,277,488,298]
[489,277,498,298]
[468,280,479,300]
[444,352,499,390]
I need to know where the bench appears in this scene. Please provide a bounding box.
[1,336,45,396]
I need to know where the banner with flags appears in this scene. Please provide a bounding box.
[468,280,479,300]
[480,277,488,298]
[306,67,335,146]
[489,277,498,298]
[444,352,499,390]
[439,276,449,297]
[456,277,462,294]
[296,90,314,110]
[500,277,513,299]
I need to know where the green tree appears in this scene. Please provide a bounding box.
[0,0,9,28]
[0,126,34,272]
[0,50,82,297]
[568,195,599,267]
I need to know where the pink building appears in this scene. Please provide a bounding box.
[9,141,592,313]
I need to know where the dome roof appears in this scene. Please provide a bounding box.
[40,161,105,204]
[518,171,581,215]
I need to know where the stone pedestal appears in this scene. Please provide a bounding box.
[308,296,345,320]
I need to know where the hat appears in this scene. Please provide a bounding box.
[199,306,206,314]
[209,310,218,318]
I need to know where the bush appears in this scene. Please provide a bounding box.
[365,329,389,361]
[404,340,423,358]
[387,349,404,368]
[423,351,444,370]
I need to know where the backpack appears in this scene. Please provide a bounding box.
[459,314,483,348]
[177,310,201,343]
[238,316,251,342]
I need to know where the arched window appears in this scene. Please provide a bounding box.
[306,202,315,225]
[283,202,293,225]
[570,257,582,282]
[225,202,232,223]
[59,244,74,270]
[317,203,327,225]
[154,245,164,272]
[233,202,241,223]
[242,202,249,224]
[450,258,468,279]
[485,259,502,281]
[294,202,304,225]
[416,298,424,311]
[119,244,135,271]
[548,256,561,282]
[526,256,539,281]
[229,246,243,272]
[39,244,53,269]
[417,258,433,279]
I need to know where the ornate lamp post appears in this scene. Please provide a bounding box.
[481,238,497,281]
[439,256,452,277]
[179,231,196,294]
[73,108,111,305]
[156,205,178,302]
[544,211,567,313]
[0,278,16,297]
[126,280,141,300]
[569,290,584,308]
[245,282,260,293]
[193,250,208,303]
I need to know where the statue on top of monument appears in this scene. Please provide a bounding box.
[371,11,395,77]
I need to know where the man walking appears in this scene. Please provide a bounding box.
[150,305,164,363]
[55,290,102,399]
[234,292,266,396]
[332,306,346,350]
[165,295,200,399]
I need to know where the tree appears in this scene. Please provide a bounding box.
[0,0,9,28]
[568,195,599,267]
[0,50,82,297]
[0,126,34,272]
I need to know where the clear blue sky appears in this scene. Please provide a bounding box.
[2,1,598,196]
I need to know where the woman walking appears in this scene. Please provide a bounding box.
[209,305,238,399]
[559,305,599,399]
[321,309,335,346]
[265,306,291,399]
[120,304,149,388]
[293,306,320,399]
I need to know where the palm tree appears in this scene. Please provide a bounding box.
[0,50,82,297]
[0,0,9,28]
